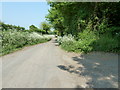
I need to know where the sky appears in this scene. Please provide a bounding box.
[1,2,50,29]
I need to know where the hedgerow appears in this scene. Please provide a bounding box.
[0,30,51,56]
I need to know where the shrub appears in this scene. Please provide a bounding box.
[57,34,76,52]
[76,30,97,53]
[57,32,97,53]
[0,30,51,56]
[57,29,119,53]
[57,34,75,44]
[93,33,119,52]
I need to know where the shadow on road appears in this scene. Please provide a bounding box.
[74,87,119,90]
[57,52,118,88]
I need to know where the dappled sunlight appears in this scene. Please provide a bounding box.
[1,1,119,88]
[57,52,118,88]
[72,52,118,88]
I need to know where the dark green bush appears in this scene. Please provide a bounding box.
[93,33,119,53]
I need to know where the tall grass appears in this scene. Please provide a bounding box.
[0,30,51,56]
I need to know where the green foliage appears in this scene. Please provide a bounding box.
[93,34,119,52]
[58,30,97,53]
[29,25,47,34]
[57,35,76,52]
[0,29,51,56]
[40,22,51,34]
[76,30,97,53]
[46,7,65,36]
[53,30,58,35]
[107,26,120,36]
[47,2,120,53]
[29,25,38,31]
[0,22,25,31]
[57,30,119,53]
[61,41,76,52]
[47,2,120,35]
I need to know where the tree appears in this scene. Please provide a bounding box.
[29,25,39,32]
[46,7,65,36]
[40,22,51,34]
[46,2,120,37]
[0,22,25,31]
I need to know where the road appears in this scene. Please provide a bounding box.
[1,38,118,88]
[1,38,88,88]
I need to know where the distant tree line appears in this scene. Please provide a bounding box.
[0,21,52,34]
[29,22,51,34]
[0,22,25,31]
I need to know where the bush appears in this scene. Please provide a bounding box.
[57,31,97,53]
[0,30,51,56]
[76,30,97,53]
[93,33,119,52]
[57,34,76,52]
[57,34,75,44]
[57,30,119,53]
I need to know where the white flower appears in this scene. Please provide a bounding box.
[57,34,75,44]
